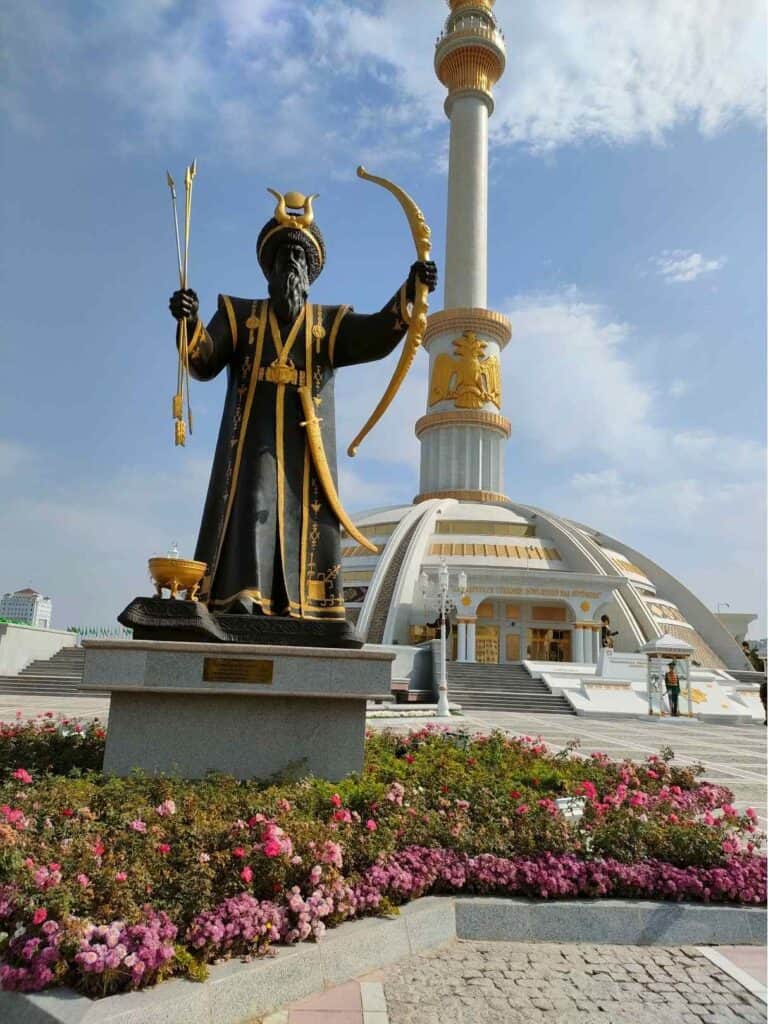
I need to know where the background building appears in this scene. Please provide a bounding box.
[0,588,53,629]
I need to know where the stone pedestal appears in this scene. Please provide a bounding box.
[81,640,394,781]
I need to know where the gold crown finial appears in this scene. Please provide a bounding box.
[448,0,495,10]
[266,188,319,229]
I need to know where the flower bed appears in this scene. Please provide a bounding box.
[0,717,764,996]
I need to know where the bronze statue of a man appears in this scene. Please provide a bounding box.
[168,191,436,630]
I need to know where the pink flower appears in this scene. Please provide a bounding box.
[155,799,177,817]
[11,768,32,784]
[516,804,529,815]
[129,820,147,833]
[32,908,47,926]
[330,793,342,808]
[240,865,253,884]
[232,846,246,859]
[77,874,90,887]
[91,840,105,858]
[745,807,758,821]
[365,819,378,831]
[115,871,128,882]
[277,798,292,813]
[262,839,282,858]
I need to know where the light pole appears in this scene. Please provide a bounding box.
[421,562,468,717]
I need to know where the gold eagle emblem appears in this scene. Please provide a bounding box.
[429,331,501,410]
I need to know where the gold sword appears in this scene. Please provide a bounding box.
[298,386,378,553]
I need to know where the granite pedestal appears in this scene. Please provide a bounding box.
[81,640,394,781]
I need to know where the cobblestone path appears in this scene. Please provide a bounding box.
[382,941,766,1024]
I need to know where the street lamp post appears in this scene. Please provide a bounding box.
[421,562,468,718]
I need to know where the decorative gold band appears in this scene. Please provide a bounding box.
[425,307,511,347]
[414,488,510,504]
[436,44,504,95]
[415,410,511,438]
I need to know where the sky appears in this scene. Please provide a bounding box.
[0,0,765,636]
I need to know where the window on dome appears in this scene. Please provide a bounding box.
[434,520,536,537]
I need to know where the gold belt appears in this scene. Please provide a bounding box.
[258,363,306,387]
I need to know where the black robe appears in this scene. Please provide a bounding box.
[185,285,411,621]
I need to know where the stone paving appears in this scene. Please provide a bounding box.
[380,941,767,1024]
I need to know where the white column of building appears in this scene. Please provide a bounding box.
[456,620,468,662]
[466,620,477,663]
[572,624,586,663]
[444,93,488,308]
[590,626,601,663]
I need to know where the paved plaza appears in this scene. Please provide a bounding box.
[265,943,766,1024]
[380,941,767,1024]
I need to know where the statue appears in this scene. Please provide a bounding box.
[120,187,436,647]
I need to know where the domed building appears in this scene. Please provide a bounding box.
[340,0,756,715]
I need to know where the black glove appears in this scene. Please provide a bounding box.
[169,288,199,321]
[406,260,438,302]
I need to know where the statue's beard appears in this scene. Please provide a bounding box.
[269,264,309,322]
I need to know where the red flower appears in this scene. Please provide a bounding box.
[156,843,171,855]
[232,846,246,859]
[405,754,415,764]
[91,840,106,857]
[11,768,32,784]
[61,808,74,818]
[32,908,47,925]
[330,793,342,808]
[509,790,521,799]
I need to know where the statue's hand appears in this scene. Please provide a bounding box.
[169,288,199,321]
[407,260,437,301]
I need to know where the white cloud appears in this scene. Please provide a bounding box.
[653,250,726,283]
[3,0,763,166]
[503,287,766,629]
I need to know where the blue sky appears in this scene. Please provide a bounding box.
[1,0,765,636]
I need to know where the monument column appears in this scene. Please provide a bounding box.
[416,0,510,504]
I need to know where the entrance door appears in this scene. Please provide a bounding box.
[476,625,499,664]
[505,633,521,662]
[527,628,572,662]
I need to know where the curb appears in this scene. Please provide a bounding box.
[0,896,764,1023]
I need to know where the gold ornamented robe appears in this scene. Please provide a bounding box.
[185,286,411,620]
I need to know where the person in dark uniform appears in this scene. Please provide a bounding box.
[665,660,681,717]
[600,615,618,649]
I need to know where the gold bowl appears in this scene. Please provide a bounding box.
[148,558,207,601]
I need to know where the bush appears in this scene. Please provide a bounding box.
[0,721,763,997]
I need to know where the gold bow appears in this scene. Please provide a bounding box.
[347,166,431,457]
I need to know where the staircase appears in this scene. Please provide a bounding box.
[446,662,575,714]
[0,646,100,698]
[365,520,421,644]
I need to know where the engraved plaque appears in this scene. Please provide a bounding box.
[203,658,274,684]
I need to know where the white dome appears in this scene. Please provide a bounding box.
[342,497,747,671]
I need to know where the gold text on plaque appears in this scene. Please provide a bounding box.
[429,331,501,410]
[203,658,274,684]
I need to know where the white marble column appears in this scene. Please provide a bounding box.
[444,93,489,308]
[457,621,467,663]
[573,625,585,664]
[590,626,600,663]
[466,621,477,663]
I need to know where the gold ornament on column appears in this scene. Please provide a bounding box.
[428,331,501,409]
